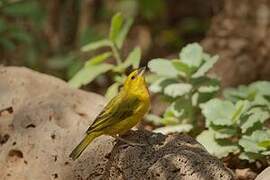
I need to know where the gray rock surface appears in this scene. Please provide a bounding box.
[255,167,270,180]
[0,66,113,180]
[0,66,235,180]
[102,130,235,180]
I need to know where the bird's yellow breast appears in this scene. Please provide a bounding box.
[104,97,150,136]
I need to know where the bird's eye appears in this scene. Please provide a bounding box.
[131,75,136,80]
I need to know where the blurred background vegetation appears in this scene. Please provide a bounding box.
[0,0,221,90]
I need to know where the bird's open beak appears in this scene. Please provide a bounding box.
[138,66,146,76]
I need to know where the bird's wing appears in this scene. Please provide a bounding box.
[86,95,141,133]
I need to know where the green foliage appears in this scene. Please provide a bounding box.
[0,0,45,68]
[147,42,270,163]
[197,81,270,162]
[147,43,219,134]
[69,13,141,99]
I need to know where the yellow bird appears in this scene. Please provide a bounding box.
[69,67,150,160]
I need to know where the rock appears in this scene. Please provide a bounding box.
[0,66,235,180]
[255,167,270,180]
[101,130,235,180]
[0,66,114,180]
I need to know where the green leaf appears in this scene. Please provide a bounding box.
[162,116,180,125]
[240,108,270,133]
[197,130,239,158]
[224,85,256,102]
[213,127,237,139]
[85,52,112,66]
[171,60,192,77]
[3,1,41,17]
[231,100,249,124]
[168,97,190,119]
[164,83,192,98]
[200,99,235,126]
[198,86,219,93]
[250,81,270,96]
[145,114,163,126]
[105,82,120,100]
[123,47,141,68]
[258,140,270,149]
[81,39,112,52]
[109,13,124,42]
[9,29,32,44]
[164,105,183,120]
[179,43,203,67]
[239,130,270,153]
[239,152,263,162]
[148,58,178,77]
[197,92,218,104]
[192,55,218,78]
[116,17,133,48]
[68,63,113,88]
[149,78,177,93]
[191,76,220,87]
[153,124,193,134]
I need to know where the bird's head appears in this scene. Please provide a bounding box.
[123,67,148,95]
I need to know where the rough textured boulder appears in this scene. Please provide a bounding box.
[0,66,113,180]
[0,66,235,180]
[256,167,270,180]
[101,130,234,180]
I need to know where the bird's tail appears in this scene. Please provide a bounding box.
[69,132,99,160]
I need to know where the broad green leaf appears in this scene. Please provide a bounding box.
[145,114,163,126]
[3,1,40,17]
[162,116,180,125]
[169,97,191,119]
[213,128,237,139]
[197,92,218,104]
[258,140,270,149]
[81,39,112,52]
[192,55,218,78]
[105,82,120,100]
[149,78,177,93]
[200,99,235,126]
[164,104,184,120]
[197,130,239,158]
[231,100,249,124]
[250,81,270,96]
[85,52,112,66]
[68,63,113,88]
[164,83,192,98]
[240,108,270,133]
[179,43,203,67]
[109,13,123,42]
[223,85,256,102]
[123,47,141,68]
[239,130,270,153]
[239,152,262,162]
[116,18,133,48]
[171,60,192,77]
[148,58,178,77]
[198,86,219,93]
[153,124,193,134]
[191,76,220,89]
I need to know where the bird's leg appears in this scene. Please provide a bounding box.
[113,135,146,147]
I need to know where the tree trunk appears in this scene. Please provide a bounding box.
[202,0,270,87]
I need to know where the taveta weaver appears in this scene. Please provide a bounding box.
[69,67,150,160]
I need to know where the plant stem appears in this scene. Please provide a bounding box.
[111,43,122,65]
